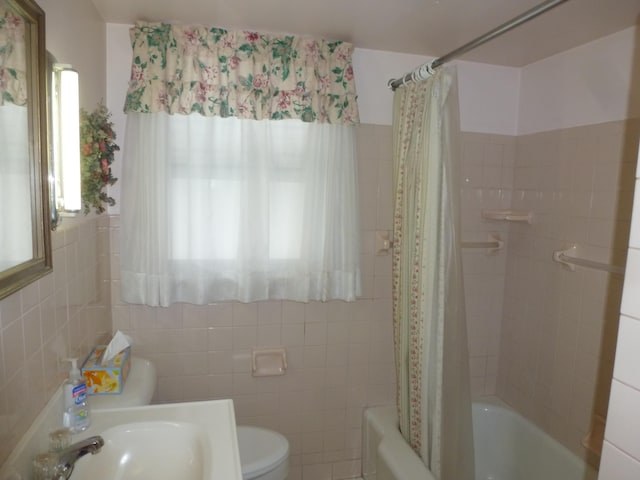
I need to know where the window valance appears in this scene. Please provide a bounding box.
[124,22,359,125]
[0,7,27,107]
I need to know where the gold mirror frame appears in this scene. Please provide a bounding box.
[0,0,52,300]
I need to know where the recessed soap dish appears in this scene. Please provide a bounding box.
[251,347,288,377]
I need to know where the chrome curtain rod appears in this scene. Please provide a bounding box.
[388,0,571,90]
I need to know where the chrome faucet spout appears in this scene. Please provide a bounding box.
[56,436,104,479]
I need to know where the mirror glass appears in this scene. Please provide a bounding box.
[0,0,51,299]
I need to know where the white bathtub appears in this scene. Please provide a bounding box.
[362,402,598,480]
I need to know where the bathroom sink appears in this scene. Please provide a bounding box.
[71,421,211,480]
[66,400,241,480]
[0,382,241,480]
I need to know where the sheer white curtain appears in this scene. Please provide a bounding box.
[120,113,360,306]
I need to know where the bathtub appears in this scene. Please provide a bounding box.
[362,401,598,480]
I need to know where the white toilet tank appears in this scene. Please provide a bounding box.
[89,356,157,410]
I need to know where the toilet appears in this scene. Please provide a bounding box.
[93,356,289,480]
[237,426,289,480]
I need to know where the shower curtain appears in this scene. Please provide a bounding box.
[391,66,475,480]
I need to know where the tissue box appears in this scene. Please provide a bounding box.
[81,346,131,395]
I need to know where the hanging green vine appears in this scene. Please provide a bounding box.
[80,103,119,214]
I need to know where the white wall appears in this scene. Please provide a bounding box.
[352,49,521,133]
[105,24,640,176]
[39,0,108,230]
[105,30,523,133]
[103,20,640,478]
[456,61,520,135]
[104,24,131,217]
[38,0,106,108]
[600,160,640,479]
[518,26,640,135]
[106,25,522,214]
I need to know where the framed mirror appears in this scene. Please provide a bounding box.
[0,0,51,300]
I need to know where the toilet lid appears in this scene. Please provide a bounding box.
[237,426,289,479]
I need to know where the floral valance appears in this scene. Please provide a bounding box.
[125,22,359,125]
[0,7,27,107]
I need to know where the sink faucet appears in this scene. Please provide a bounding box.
[55,436,104,479]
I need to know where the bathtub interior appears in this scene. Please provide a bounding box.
[473,402,598,480]
[363,402,598,480]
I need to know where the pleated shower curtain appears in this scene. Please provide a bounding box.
[391,66,475,480]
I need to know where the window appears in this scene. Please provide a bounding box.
[120,114,361,306]
[119,23,361,306]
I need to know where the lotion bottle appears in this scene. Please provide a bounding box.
[63,358,91,433]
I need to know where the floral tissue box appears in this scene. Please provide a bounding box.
[81,346,131,395]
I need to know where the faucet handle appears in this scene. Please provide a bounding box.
[32,452,60,480]
[48,428,72,452]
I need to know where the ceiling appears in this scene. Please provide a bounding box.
[91,0,640,67]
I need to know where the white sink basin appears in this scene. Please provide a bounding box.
[71,421,212,480]
[69,400,241,480]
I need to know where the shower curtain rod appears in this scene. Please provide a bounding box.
[388,0,570,90]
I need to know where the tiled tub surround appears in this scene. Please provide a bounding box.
[0,216,112,464]
[453,120,637,467]
[460,132,516,397]
[497,119,639,465]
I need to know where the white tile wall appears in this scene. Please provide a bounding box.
[599,441,640,480]
[460,133,515,396]
[604,380,640,460]
[497,119,639,465]
[600,164,640,478]
[612,316,640,387]
[621,249,640,315]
